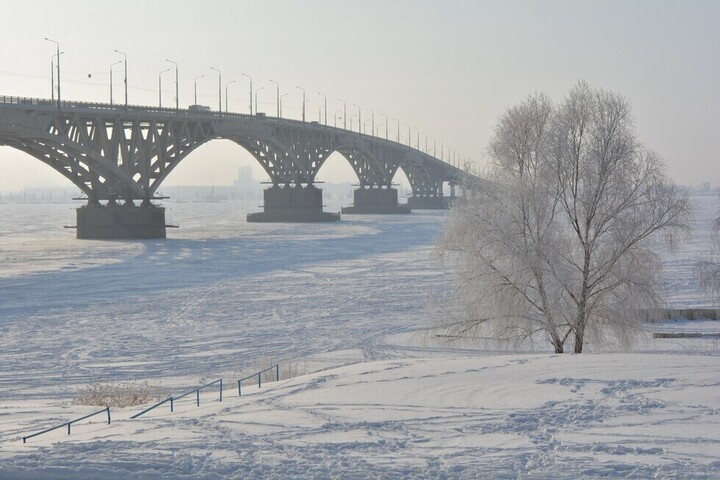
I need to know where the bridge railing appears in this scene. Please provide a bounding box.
[21,407,111,443]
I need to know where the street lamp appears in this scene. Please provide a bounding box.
[210,66,222,112]
[338,99,347,129]
[269,79,279,118]
[113,49,127,107]
[353,104,362,133]
[279,92,288,117]
[380,113,388,140]
[109,60,121,105]
[165,59,179,111]
[225,80,236,112]
[254,86,265,115]
[50,51,64,104]
[334,108,343,128]
[393,118,400,142]
[366,109,375,137]
[241,73,252,114]
[44,38,61,107]
[158,68,170,108]
[295,86,306,122]
[317,92,327,125]
[194,74,205,105]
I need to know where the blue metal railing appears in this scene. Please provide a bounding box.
[130,379,223,419]
[238,364,280,396]
[22,407,111,443]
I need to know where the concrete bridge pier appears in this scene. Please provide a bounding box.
[247,185,341,223]
[76,202,168,239]
[341,186,411,214]
[407,195,448,210]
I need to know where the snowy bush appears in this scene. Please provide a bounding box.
[72,382,169,408]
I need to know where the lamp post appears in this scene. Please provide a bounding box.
[393,118,400,142]
[254,86,264,115]
[210,66,222,112]
[165,59,179,111]
[113,49,127,107]
[225,80,236,112]
[194,74,205,105]
[380,113,388,140]
[269,79,279,118]
[50,51,64,104]
[158,68,170,108]
[353,104,362,133]
[110,60,122,105]
[338,99,347,129]
[44,38,61,107]
[279,92,288,117]
[366,109,375,137]
[241,73,252,114]
[296,86,305,122]
[317,92,327,125]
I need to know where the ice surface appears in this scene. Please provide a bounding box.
[0,195,719,478]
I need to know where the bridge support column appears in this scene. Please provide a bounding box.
[341,187,411,214]
[247,185,340,223]
[76,203,168,239]
[407,195,449,210]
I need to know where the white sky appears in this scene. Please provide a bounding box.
[0,0,718,191]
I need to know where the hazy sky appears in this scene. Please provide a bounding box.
[1,0,718,191]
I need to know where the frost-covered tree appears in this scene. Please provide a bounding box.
[438,82,690,353]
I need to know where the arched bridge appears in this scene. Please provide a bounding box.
[0,96,468,239]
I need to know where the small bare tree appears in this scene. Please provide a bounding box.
[438,82,691,353]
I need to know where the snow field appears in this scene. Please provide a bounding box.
[0,194,719,478]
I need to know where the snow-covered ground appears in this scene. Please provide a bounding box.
[0,194,719,478]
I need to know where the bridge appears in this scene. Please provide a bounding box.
[0,95,467,239]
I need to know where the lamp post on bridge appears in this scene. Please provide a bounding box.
[113,49,128,108]
[158,68,170,108]
[50,51,64,105]
[109,60,121,106]
[380,113,388,140]
[317,92,327,125]
[44,38,61,108]
[279,92,288,117]
[296,86,305,122]
[393,118,400,142]
[194,74,205,105]
[241,73,252,114]
[254,86,264,115]
[225,80,236,112]
[269,79,280,118]
[338,99,347,129]
[353,104,362,134]
[366,109,375,137]
[165,59,179,111]
[210,66,222,112]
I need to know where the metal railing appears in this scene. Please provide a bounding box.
[131,379,223,419]
[22,407,111,443]
[238,364,280,396]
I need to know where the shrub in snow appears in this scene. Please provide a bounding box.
[72,382,169,408]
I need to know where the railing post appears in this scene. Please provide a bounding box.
[170,397,174,413]
[219,379,223,402]
[238,380,242,396]
[67,423,71,435]
[107,407,111,425]
[258,372,262,388]
[196,389,200,407]
[276,364,280,382]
